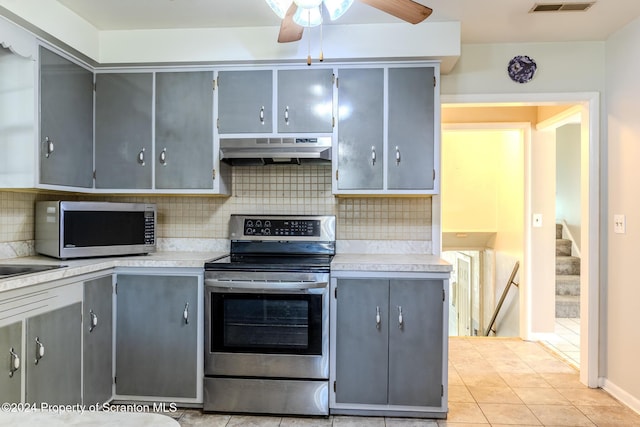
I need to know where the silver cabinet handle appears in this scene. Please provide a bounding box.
[376,306,381,329]
[395,146,401,165]
[398,306,404,329]
[89,309,98,333]
[159,148,167,166]
[137,148,146,166]
[34,337,44,365]
[284,106,289,125]
[44,136,54,158]
[9,347,20,378]
[371,146,376,166]
[259,106,265,124]
[183,302,189,325]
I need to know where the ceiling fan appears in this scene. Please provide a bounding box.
[266,0,433,43]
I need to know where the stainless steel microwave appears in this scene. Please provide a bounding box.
[35,201,156,259]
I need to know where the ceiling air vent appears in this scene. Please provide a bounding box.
[530,2,594,12]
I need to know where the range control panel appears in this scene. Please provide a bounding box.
[243,218,320,237]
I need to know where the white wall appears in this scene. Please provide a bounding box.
[556,123,582,250]
[603,16,640,407]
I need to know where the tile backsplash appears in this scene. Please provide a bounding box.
[0,165,432,251]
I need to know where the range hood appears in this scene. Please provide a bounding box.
[220,137,332,166]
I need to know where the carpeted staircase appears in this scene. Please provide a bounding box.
[556,223,580,318]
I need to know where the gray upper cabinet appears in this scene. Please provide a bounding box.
[277,68,334,133]
[83,275,113,405]
[335,68,384,191]
[115,274,199,399]
[217,70,273,134]
[0,322,22,403]
[387,67,435,190]
[95,72,153,189]
[155,71,215,189]
[25,302,82,405]
[333,63,439,195]
[39,46,93,188]
[332,276,446,416]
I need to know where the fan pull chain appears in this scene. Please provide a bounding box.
[319,7,324,62]
[306,8,312,66]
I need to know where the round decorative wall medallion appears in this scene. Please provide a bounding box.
[507,55,537,83]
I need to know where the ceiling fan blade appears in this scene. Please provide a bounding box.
[359,0,433,24]
[278,3,304,43]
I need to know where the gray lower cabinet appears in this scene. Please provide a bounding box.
[25,302,82,405]
[0,321,22,403]
[83,275,114,405]
[155,71,215,189]
[332,277,446,417]
[95,72,153,189]
[39,46,94,188]
[115,274,199,399]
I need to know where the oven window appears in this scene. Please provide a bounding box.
[211,293,323,355]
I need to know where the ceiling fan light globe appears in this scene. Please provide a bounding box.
[293,5,323,26]
[324,0,354,20]
[265,0,293,19]
[294,0,323,9]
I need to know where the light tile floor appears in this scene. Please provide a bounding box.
[166,337,640,426]
[542,317,581,369]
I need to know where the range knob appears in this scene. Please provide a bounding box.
[263,228,271,235]
[256,220,262,227]
[245,228,254,235]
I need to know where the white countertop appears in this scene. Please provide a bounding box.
[1,250,451,293]
[331,253,452,273]
[0,251,225,293]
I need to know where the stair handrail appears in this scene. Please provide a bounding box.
[484,261,520,336]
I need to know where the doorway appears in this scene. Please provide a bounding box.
[440,92,600,388]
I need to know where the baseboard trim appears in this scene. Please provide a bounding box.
[600,377,640,415]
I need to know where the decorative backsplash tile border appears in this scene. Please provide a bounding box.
[0,165,432,252]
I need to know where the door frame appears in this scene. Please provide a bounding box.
[439,92,600,388]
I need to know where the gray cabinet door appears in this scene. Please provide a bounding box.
[336,68,384,190]
[26,303,82,405]
[156,71,214,189]
[83,275,113,405]
[335,278,388,405]
[39,46,93,188]
[388,280,443,407]
[277,69,333,133]
[217,70,273,134]
[116,274,198,398]
[0,321,22,403]
[387,67,435,190]
[95,72,153,189]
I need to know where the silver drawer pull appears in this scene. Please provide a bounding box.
[260,106,265,124]
[89,309,98,333]
[159,148,167,166]
[137,148,146,166]
[34,337,44,365]
[9,347,20,377]
[376,306,381,329]
[44,136,54,158]
[284,106,289,125]
[398,306,404,329]
[395,146,401,165]
[183,302,189,324]
[371,146,376,165]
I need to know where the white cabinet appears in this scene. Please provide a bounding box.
[333,63,440,195]
[330,271,448,418]
[114,269,203,403]
[217,67,334,136]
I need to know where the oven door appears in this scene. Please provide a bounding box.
[204,272,329,380]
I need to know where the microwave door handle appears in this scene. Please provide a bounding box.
[205,280,327,290]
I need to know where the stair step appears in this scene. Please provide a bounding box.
[556,275,580,296]
[556,239,572,256]
[556,223,563,239]
[556,295,580,318]
[556,256,580,275]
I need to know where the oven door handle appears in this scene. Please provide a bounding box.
[205,280,328,291]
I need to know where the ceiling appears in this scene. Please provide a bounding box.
[55,0,640,43]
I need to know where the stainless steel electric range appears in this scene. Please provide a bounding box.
[203,214,335,416]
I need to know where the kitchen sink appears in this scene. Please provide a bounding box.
[0,264,67,279]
